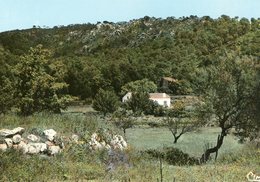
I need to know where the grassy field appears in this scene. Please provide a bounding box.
[0,113,259,181]
[126,127,244,157]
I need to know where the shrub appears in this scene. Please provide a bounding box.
[145,147,199,165]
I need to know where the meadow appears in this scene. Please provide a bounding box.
[0,112,259,181]
[126,127,244,157]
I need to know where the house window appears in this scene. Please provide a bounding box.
[164,101,167,107]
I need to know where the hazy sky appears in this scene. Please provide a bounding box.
[0,0,259,32]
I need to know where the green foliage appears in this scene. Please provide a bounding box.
[198,51,258,131]
[124,92,153,116]
[145,147,198,165]
[92,89,120,116]
[112,107,134,135]
[121,79,157,95]
[196,51,259,162]
[165,99,201,143]
[0,16,258,101]
[0,77,14,114]
[13,45,72,115]
[0,46,15,113]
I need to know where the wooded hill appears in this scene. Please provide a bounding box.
[0,15,259,99]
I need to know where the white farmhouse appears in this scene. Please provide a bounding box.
[149,93,171,107]
[122,92,171,107]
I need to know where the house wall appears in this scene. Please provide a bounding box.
[122,92,171,107]
[122,92,132,102]
[150,98,171,107]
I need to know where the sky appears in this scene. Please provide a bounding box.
[0,0,259,32]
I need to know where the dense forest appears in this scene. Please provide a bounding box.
[0,15,259,104]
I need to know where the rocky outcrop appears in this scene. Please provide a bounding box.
[0,127,63,156]
[0,127,128,156]
[88,132,127,151]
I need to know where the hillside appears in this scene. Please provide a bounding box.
[0,15,259,99]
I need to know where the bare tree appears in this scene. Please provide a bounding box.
[165,117,198,143]
[112,108,134,139]
[165,99,201,143]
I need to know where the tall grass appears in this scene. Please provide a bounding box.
[0,112,119,136]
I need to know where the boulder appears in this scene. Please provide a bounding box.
[27,145,38,154]
[48,146,61,155]
[71,134,79,143]
[110,135,127,150]
[27,134,39,142]
[0,143,7,151]
[12,134,22,144]
[0,127,25,137]
[27,143,48,154]
[4,138,13,148]
[18,141,28,154]
[43,129,57,141]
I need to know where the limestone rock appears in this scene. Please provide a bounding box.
[43,129,57,141]
[71,134,79,143]
[27,145,38,154]
[0,127,25,137]
[18,141,28,154]
[89,133,127,151]
[110,135,127,150]
[27,134,39,142]
[12,134,22,144]
[0,143,7,151]
[48,146,61,155]
[89,133,104,150]
[27,143,48,154]
[4,138,13,148]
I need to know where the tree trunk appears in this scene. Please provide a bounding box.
[123,128,127,141]
[173,135,181,143]
[200,129,226,163]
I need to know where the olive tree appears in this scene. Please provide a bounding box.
[198,52,258,163]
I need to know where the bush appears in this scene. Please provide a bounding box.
[145,147,199,165]
[92,89,120,116]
